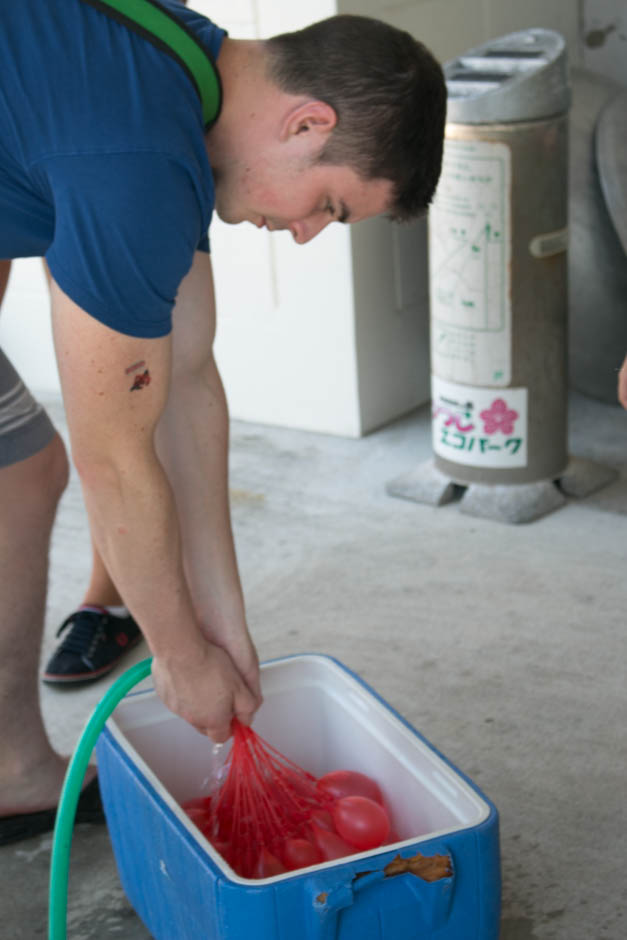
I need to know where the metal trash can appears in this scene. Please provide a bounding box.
[387,28,618,523]
[429,28,570,487]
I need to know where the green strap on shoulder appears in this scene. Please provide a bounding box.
[79,0,222,128]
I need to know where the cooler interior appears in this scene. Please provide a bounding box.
[105,655,489,868]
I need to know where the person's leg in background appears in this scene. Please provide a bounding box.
[0,260,102,839]
[0,391,71,813]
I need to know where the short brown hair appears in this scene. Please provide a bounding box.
[265,15,446,221]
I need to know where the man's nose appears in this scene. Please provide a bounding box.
[290,213,332,245]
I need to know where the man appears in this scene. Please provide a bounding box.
[0,0,446,843]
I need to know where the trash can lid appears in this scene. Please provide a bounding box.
[444,28,570,124]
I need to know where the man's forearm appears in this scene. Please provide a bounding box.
[155,356,245,637]
[153,353,261,701]
[78,447,204,658]
[78,447,258,739]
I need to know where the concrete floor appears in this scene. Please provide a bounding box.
[1,390,626,939]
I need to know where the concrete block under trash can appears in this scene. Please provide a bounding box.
[96,654,501,939]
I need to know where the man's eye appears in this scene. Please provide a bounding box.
[325,202,336,216]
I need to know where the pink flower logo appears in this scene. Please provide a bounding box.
[479,398,519,435]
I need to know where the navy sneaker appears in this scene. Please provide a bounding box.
[42,607,143,685]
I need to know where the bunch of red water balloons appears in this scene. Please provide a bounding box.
[182,768,397,879]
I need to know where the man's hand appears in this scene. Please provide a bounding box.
[151,640,258,742]
[202,623,262,707]
[618,354,627,410]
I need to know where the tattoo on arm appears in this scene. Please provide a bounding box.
[125,360,151,391]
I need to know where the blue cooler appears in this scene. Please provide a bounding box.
[96,654,501,938]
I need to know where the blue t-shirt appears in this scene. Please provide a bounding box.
[0,0,225,337]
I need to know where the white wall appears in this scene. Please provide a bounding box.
[202,0,371,435]
[338,0,584,66]
[582,0,627,86]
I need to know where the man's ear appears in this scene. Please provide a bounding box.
[280,100,337,143]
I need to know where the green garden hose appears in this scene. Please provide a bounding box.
[48,656,153,940]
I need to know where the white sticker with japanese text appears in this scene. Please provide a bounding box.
[432,377,528,468]
[429,137,512,386]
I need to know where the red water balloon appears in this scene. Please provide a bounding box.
[332,796,390,851]
[253,847,287,878]
[316,769,384,805]
[311,822,356,861]
[282,837,322,871]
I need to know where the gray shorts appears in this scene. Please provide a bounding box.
[0,347,56,468]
